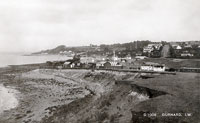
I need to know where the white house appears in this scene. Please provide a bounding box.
[143,44,162,53]
[109,61,122,67]
[181,53,194,57]
[181,51,194,57]
[96,61,106,69]
[184,44,192,48]
[172,44,182,50]
[143,45,154,53]
[103,61,123,69]
[140,62,165,72]
[176,45,182,49]
[135,56,147,60]
[63,61,71,68]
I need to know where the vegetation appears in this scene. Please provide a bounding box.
[32,40,200,59]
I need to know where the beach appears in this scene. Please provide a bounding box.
[0,85,18,114]
[0,64,199,123]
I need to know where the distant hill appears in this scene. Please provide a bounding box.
[32,45,97,55]
[32,40,200,55]
[32,45,68,54]
[32,41,151,55]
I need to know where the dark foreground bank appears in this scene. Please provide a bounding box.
[0,64,199,123]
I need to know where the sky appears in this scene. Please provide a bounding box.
[0,0,200,52]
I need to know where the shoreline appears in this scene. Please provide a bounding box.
[0,64,199,123]
[0,53,72,68]
[0,84,19,114]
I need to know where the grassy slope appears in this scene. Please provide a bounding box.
[132,72,200,123]
[140,58,200,68]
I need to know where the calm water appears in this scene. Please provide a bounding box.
[0,53,71,67]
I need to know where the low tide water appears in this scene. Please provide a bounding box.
[0,53,71,67]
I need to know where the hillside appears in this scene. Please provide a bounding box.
[32,45,68,54]
[31,41,151,55]
[32,41,200,58]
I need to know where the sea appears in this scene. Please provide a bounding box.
[0,52,72,68]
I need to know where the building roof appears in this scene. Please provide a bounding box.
[64,61,71,65]
[143,62,165,67]
[145,62,160,66]
[135,56,147,59]
[104,61,122,66]
[96,61,106,66]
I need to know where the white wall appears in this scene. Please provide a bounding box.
[141,66,165,72]
[141,66,153,71]
[153,67,165,72]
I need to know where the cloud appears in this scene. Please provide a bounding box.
[0,0,200,52]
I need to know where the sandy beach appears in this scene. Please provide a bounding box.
[0,85,18,114]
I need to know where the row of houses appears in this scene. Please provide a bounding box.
[170,42,200,50]
[170,42,200,58]
[43,59,166,72]
[43,59,200,73]
[41,51,167,72]
[142,42,200,58]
